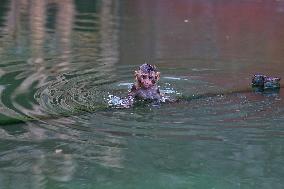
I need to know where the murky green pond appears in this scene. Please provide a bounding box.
[0,0,284,188]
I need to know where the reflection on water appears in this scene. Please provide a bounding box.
[0,0,284,188]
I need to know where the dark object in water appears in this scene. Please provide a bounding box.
[252,74,281,89]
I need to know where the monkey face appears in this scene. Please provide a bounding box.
[136,71,160,89]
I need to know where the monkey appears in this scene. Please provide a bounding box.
[112,63,165,108]
[128,63,162,100]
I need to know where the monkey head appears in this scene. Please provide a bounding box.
[135,63,160,89]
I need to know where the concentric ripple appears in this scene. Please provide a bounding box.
[35,71,114,117]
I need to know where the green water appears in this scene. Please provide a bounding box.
[0,0,284,188]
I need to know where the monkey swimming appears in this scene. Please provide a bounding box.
[108,63,173,108]
[128,63,163,101]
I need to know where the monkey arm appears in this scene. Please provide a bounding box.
[128,85,138,97]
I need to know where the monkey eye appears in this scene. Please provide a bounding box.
[142,75,147,79]
[148,76,154,80]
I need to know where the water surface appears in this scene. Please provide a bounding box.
[0,0,284,188]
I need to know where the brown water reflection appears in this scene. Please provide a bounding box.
[1,0,284,76]
[120,0,284,78]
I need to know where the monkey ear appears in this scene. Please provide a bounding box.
[156,72,160,80]
[135,71,139,80]
[135,71,140,77]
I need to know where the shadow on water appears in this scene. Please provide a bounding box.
[0,0,284,189]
